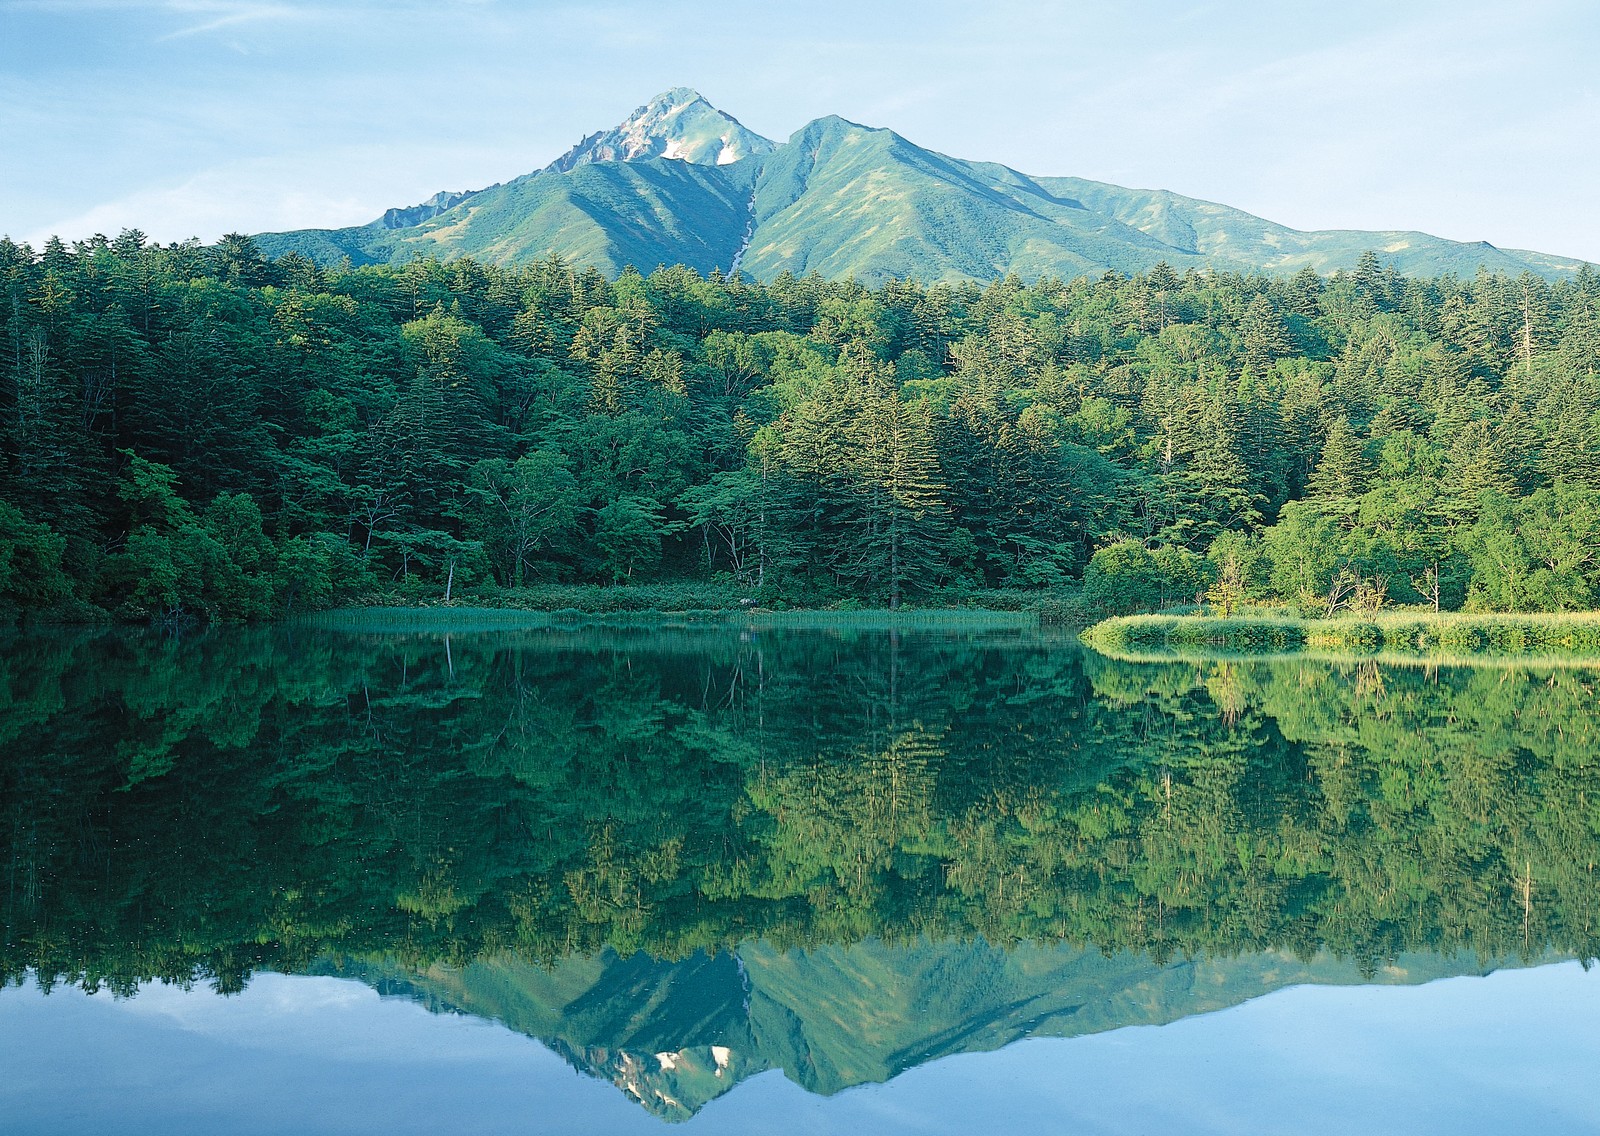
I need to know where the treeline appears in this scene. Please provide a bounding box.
[2,229,1599,620]
[5,628,1599,990]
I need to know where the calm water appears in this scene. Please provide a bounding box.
[4,623,1600,1133]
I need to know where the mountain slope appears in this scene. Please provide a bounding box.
[739,117,1216,282]
[257,157,757,277]
[1040,176,1571,279]
[255,89,1589,283]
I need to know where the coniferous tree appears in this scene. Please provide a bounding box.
[1305,417,1369,501]
[858,384,950,607]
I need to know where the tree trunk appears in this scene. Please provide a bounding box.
[889,516,901,610]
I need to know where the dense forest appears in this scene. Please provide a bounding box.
[3,229,1599,620]
[5,627,1599,992]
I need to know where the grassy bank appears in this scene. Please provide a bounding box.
[298,582,1085,631]
[1081,610,1600,660]
[300,604,1054,635]
[746,609,1040,631]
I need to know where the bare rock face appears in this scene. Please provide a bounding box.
[375,189,479,229]
[545,87,775,172]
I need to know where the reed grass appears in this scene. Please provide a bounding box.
[471,582,754,613]
[297,581,1086,633]
[749,609,1040,631]
[300,605,1052,636]
[299,606,733,633]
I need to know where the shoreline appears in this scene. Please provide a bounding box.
[294,604,1057,634]
[4,585,1087,631]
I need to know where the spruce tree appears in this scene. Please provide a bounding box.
[1305,417,1370,501]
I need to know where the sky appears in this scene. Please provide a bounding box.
[3,0,1598,260]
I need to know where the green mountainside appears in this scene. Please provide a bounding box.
[255,88,1589,283]
[261,157,756,278]
[1037,176,1580,280]
[351,941,1507,1120]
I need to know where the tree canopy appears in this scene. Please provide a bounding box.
[3,232,1599,620]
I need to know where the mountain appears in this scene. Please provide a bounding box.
[332,939,1516,1121]
[255,88,1589,283]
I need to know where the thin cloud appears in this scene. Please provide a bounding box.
[157,1,308,39]
[5,0,1600,262]
[4,0,343,37]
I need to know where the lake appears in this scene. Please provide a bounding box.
[3,621,1600,1134]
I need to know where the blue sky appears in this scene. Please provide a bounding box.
[3,0,1598,260]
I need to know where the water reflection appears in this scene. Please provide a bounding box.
[3,624,1599,1117]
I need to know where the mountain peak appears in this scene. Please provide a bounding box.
[546,87,775,172]
[653,86,705,106]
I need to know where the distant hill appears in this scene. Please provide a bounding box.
[335,940,1511,1120]
[255,88,1590,284]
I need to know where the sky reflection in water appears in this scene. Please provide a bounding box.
[3,963,1598,1135]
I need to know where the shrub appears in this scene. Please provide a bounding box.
[1082,541,1213,615]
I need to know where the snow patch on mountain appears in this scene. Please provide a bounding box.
[545,88,775,172]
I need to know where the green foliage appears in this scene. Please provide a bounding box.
[0,500,72,617]
[1204,531,1260,616]
[467,452,582,585]
[2,233,1599,625]
[1082,540,1211,615]
[593,497,669,581]
[1463,484,1600,612]
[96,455,279,621]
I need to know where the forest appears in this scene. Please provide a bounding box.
[2,229,1599,621]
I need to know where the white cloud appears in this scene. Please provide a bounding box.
[4,0,346,38]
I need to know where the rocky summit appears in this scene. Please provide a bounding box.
[545,87,776,172]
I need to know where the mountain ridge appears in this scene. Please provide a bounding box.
[254,89,1590,283]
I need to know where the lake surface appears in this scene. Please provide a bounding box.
[4,622,1600,1133]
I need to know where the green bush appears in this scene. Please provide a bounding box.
[1082,541,1213,616]
[0,501,73,619]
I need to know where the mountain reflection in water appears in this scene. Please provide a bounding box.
[3,623,1598,1119]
